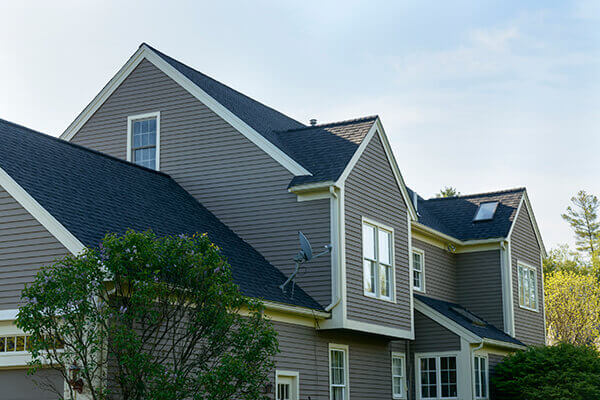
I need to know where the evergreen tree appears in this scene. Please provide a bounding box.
[561,190,600,256]
[436,186,460,198]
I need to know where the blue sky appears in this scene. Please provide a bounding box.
[1,1,598,250]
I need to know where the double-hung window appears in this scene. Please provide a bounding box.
[392,352,406,399]
[128,112,160,170]
[329,344,348,400]
[362,219,394,300]
[518,262,538,310]
[413,249,425,292]
[417,355,458,399]
[474,355,488,399]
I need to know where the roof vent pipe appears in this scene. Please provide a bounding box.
[310,119,317,126]
[412,191,418,213]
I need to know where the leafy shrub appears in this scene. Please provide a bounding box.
[492,343,600,400]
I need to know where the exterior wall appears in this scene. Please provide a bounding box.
[488,352,506,399]
[0,187,69,310]
[510,205,545,345]
[273,321,398,400]
[0,368,64,400]
[344,133,411,330]
[69,59,331,306]
[456,250,504,329]
[412,311,460,353]
[412,238,457,303]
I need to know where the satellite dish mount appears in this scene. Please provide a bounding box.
[280,232,332,298]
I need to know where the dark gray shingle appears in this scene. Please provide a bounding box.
[0,118,322,311]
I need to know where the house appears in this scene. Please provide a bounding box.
[0,43,546,400]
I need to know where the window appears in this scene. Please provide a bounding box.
[127,112,160,170]
[276,371,299,400]
[473,202,498,221]
[363,219,394,300]
[417,355,458,399]
[0,335,30,353]
[392,353,406,399]
[329,344,348,400]
[474,355,488,399]
[413,249,425,292]
[518,262,538,310]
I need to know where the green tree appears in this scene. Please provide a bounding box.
[545,270,600,346]
[16,230,278,400]
[543,244,586,275]
[436,186,460,198]
[562,190,600,256]
[492,344,600,400]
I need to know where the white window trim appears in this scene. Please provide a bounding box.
[329,343,350,400]
[415,351,459,400]
[391,352,407,399]
[517,261,539,312]
[127,111,161,170]
[361,216,396,303]
[412,248,426,293]
[473,353,489,400]
[275,370,300,400]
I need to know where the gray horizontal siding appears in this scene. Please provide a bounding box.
[412,310,460,353]
[0,187,69,310]
[412,238,457,302]
[0,368,64,399]
[456,250,504,329]
[511,205,545,345]
[345,133,411,330]
[273,321,396,400]
[70,60,331,306]
[488,352,506,399]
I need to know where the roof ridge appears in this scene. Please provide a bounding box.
[0,117,171,178]
[277,115,378,133]
[425,187,526,202]
[141,43,306,130]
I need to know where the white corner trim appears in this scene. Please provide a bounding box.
[500,241,515,336]
[127,111,161,170]
[335,119,418,221]
[0,167,85,255]
[61,45,311,177]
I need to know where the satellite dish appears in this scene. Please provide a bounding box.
[280,231,332,297]
[298,231,313,261]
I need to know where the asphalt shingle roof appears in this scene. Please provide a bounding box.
[415,294,524,346]
[0,118,322,311]
[278,117,378,187]
[408,187,525,241]
[145,44,376,185]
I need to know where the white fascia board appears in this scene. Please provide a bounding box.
[260,300,330,319]
[412,221,505,248]
[482,338,527,351]
[335,118,418,221]
[414,299,481,343]
[0,167,85,255]
[61,45,311,177]
[505,191,546,257]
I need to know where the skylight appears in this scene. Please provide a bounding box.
[451,307,487,327]
[473,201,498,221]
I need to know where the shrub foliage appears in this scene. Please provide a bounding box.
[16,230,279,400]
[492,343,600,400]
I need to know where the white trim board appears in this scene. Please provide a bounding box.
[0,167,85,255]
[60,44,311,177]
[506,192,547,257]
[335,118,418,221]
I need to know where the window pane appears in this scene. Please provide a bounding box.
[414,270,421,290]
[440,356,457,398]
[331,350,345,385]
[482,359,487,397]
[15,336,25,351]
[133,121,141,134]
[420,358,437,398]
[379,230,391,265]
[6,336,15,352]
[332,387,345,400]
[364,260,375,294]
[380,264,390,297]
[413,252,422,271]
[363,224,375,260]
[392,356,403,376]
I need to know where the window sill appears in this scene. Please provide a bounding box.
[518,304,539,313]
[413,287,425,293]
[363,291,395,303]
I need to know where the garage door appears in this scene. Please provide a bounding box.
[0,368,64,400]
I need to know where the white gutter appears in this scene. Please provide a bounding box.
[261,300,330,319]
[412,221,505,246]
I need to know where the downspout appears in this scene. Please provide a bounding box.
[325,186,342,312]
